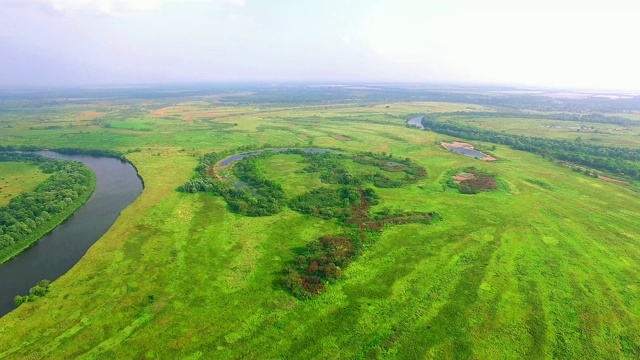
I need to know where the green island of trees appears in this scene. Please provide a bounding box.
[14,280,51,307]
[180,149,437,297]
[0,152,96,264]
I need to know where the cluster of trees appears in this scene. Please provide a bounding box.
[181,150,429,218]
[0,146,125,160]
[178,149,438,298]
[284,185,439,298]
[0,153,94,261]
[282,236,355,298]
[14,279,51,306]
[353,152,428,185]
[422,116,640,180]
[300,152,428,188]
[180,153,286,216]
[289,187,377,220]
[300,153,363,186]
[54,147,125,160]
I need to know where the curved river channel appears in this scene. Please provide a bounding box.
[0,152,143,317]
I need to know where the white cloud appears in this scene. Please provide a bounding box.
[366,0,640,90]
[0,0,244,15]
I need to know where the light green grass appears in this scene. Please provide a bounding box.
[0,100,638,359]
[0,162,50,206]
[444,115,640,149]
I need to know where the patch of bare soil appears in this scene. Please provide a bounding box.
[453,172,475,184]
[599,176,629,185]
[333,134,351,141]
[441,141,474,150]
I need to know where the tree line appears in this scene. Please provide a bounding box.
[421,116,640,179]
[0,146,125,160]
[0,152,95,263]
[439,111,637,126]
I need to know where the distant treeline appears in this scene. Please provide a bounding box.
[422,116,640,179]
[440,111,637,126]
[0,153,95,263]
[0,146,125,160]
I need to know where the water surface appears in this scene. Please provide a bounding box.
[0,152,143,317]
[407,116,425,129]
[446,146,488,159]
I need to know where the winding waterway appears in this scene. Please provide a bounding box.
[0,152,143,317]
[407,116,425,129]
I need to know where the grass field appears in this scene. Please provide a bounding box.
[0,99,639,358]
[0,162,50,206]
[442,115,640,149]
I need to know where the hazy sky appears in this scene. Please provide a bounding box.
[1,0,640,90]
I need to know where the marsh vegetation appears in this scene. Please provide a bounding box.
[0,87,638,359]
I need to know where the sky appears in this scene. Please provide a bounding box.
[1,0,640,90]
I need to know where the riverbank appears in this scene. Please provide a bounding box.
[0,152,143,317]
[0,155,97,264]
[0,170,96,264]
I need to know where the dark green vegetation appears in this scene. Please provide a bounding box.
[14,280,51,307]
[181,150,434,297]
[0,86,639,359]
[422,115,640,179]
[0,152,95,263]
[0,146,125,160]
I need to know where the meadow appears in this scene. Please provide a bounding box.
[0,162,50,206]
[0,94,639,359]
[442,115,640,149]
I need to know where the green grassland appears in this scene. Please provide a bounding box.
[0,100,639,358]
[0,162,50,205]
[442,115,640,149]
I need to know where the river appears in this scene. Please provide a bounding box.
[0,152,143,317]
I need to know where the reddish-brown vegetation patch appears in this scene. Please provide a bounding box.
[450,168,498,194]
[453,172,475,184]
[283,187,436,298]
[333,134,351,141]
[599,176,629,185]
[459,176,498,193]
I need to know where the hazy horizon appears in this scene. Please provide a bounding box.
[2,0,640,91]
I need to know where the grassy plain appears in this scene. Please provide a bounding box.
[0,99,639,359]
[0,162,50,205]
[442,115,640,149]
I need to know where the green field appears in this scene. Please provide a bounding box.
[443,115,640,149]
[0,98,639,359]
[0,162,50,206]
